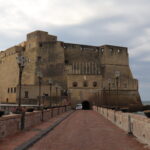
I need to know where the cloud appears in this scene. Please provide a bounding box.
[0,0,150,101]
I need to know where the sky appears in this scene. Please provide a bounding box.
[0,0,150,101]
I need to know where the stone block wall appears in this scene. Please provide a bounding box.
[0,106,71,138]
[25,111,42,129]
[93,106,150,146]
[43,109,52,121]
[0,114,21,138]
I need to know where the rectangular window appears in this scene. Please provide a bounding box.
[14,87,16,93]
[24,91,29,98]
[11,88,13,93]
[37,56,41,61]
[124,83,127,88]
[112,83,115,88]
[8,88,10,93]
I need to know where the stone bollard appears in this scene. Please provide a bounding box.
[41,109,44,121]
[51,107,53,117]
[128,115,132,135]
[21,111,25,130]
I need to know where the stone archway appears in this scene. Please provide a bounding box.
[82,101,90,110]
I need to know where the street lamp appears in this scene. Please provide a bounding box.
[37,71,43,108]
[67,90,71,105]
[108,79,111,106]
[55,83,59,107]
[115,71,120,107]
[16,55,26,110]
[60,88,63,107]
[48,79,53,107]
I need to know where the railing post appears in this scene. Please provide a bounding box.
[21,111,25,130]
[128,115,132,135]
[51,107,53,117]
[41,109,44,121]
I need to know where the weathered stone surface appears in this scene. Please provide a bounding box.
[0,30,142,107]
[94,106,150,146]
[0,106,70,138]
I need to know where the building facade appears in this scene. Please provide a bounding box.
[0,30,142,107]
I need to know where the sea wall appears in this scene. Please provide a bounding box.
[0,106,71,138]
[93,106,150,145]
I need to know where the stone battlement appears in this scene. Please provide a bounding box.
[0,30,142,107]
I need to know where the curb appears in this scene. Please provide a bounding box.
[15,110,74,150]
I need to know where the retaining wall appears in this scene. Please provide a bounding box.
[93,106,150,145]
[0,106,71,138]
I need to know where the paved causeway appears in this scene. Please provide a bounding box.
[28,110,148,150]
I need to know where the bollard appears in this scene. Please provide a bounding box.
[41,109,44,121]
[57,107,59,115]
[21,111,25,130]
[65,105,67,112]
[114,111,116,123]
[51,107,53,117]
[128,115,132,135]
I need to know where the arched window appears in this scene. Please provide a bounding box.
[83,81,88,87]
[72,82,78,87]
[93,81,97,87]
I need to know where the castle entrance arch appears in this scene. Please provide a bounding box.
[82,101,90,110]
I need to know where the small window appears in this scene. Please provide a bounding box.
[43,93,48,96]
[6,98,9,103]
[24,91,29,98]
[110,48,113,55]
[37,56,42,62]
[8,88,10,93]
[83,81,88,87]
[14,87,16,93]
[93,82,97,87]
[101,48,104,53]
[11,88,13,93]
[39,43,43,47]
[117,49,121,53]
[65,60,69,64]
[73,82,78,87]
[124,83,127,88]
[112,83,115,88]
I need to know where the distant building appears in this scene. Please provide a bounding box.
[0,30,142,107]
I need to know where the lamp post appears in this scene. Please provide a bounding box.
[16,55,26,110]
[37,71,43,109]
[97,90,100,111]
[103,87,105,107]
[67,90,71,106]
[48,79,53,107]
[115,71,120,108]
[55,84,58,107]
[60,89,63,107]
[108,79,111,107]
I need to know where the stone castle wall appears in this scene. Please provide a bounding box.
[0,30,142,107]
[93,106,150,146]
[0,106,71,138]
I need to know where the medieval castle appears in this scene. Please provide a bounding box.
[0,30,142,107]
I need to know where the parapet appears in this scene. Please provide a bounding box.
[100,45,128,54]
[27,30,57,42]
[0,46,23,59]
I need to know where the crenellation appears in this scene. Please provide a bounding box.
[0,30,142,107]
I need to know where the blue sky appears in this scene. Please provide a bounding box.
[0,0,150,101]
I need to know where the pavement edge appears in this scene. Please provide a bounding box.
[15,110,74,150]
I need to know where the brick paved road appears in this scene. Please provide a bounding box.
[28,110,149,150]
[0,111,71,150]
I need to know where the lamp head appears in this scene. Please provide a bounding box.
[37,71,43,78]
[115,71,120,78]
[16,56,26,67]
[48,79,53,85]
